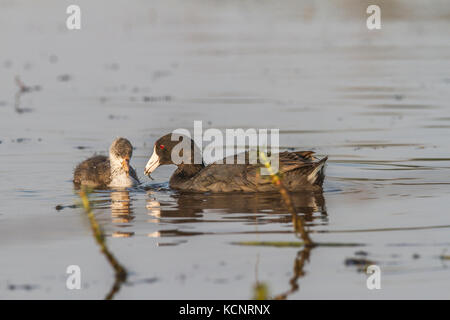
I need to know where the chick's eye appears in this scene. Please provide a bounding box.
[159,145,165,150]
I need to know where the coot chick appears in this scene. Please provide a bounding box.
[144,133,327,192]
[73,138,139,188]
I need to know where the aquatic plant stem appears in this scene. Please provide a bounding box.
[259,152,314,247]
[79,188,127,299]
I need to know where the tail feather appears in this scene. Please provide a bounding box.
[306,156,328,186]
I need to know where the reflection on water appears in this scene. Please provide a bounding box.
[78,189,128,300]
[147,191,326,220]
[111,191,135,238]
[273,246,311,300]
[89,188,327,298]
[90,190,327,239]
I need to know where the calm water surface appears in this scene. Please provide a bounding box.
[1,0,450,299]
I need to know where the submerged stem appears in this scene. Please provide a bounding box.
[79,187,127,299]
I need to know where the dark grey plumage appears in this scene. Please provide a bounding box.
[73,155,112,187]
[145,133,327,193]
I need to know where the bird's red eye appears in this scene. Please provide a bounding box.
[160,145,165,149]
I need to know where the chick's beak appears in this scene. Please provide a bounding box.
[121,158,130,177]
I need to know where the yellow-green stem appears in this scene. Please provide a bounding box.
[79,188,127,299]
[259,152,313,247]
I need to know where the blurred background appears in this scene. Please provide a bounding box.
[1,0,450,299]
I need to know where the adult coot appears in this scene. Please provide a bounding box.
[144,133,327,192]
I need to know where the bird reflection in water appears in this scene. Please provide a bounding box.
[145,191,326,236]
[110,190,135,238]
[145,191,325,221]
[145,188,326,299]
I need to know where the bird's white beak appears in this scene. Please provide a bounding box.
[144,146,160,176]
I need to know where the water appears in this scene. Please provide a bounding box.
[1,0,450,299]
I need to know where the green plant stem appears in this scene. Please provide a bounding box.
[79,188,127,299]
[259,152,314,247]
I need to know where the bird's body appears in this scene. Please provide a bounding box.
[168,151,327,193]
[73,138,139,188]
[145,134,327,193]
